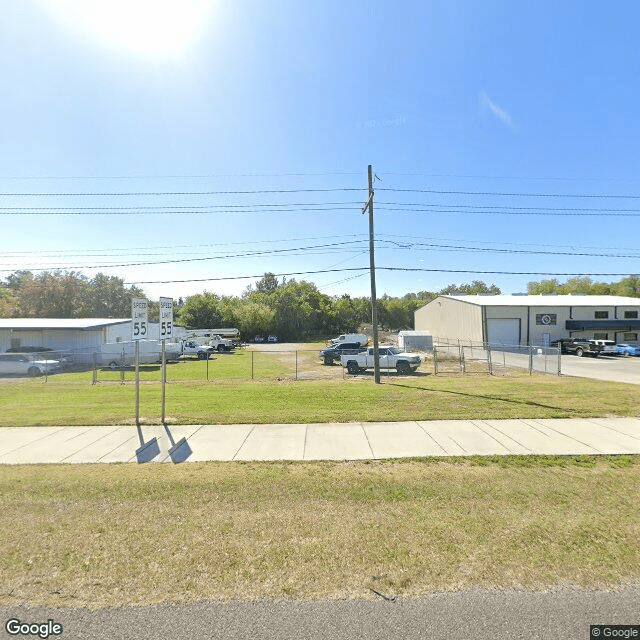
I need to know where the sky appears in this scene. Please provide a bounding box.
[2,0,640,306]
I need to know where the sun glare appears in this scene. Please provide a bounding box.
[42,0,213,58]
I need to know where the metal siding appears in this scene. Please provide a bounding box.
[529,306,571,345]
[486,319,520,345]
[414,297,483,342]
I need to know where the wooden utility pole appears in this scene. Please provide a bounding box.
[364,164,381,383]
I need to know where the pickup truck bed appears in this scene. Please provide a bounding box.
[552,339,603,357]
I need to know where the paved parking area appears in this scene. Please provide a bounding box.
[1,417,639,464]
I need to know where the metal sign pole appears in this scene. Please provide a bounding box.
[159,297,173,426]
[135,339,140,427]
[131,297,159,462]
[161,338,167,425]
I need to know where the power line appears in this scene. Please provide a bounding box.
[379,202,640,214]
[0,171,363,180]
[0,188,364,197]
[0,234,368,257]
[403,241,640,259]
[125,266,640,286]
[0,201,361,212]
[379,188,640,199]
[0,240,373,272]
[378,206,640,217]
[377,233,640,255]
[5,237,640,271]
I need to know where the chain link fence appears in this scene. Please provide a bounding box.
[431,337,561,376]
[1,339,561,385]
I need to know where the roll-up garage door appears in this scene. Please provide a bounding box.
[487,318,520,346]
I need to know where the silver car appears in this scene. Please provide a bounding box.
[0,353,61,377]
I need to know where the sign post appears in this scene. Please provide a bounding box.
[131,298,149,427]
[131,298,159,462]
[159,297,173,425]
[159,296,192,462]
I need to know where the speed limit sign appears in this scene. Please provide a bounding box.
[131,298,149,340]
[159,297,173,339]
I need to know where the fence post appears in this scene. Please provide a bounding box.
[251,350,254,380]
[487,343,493,375]
[295,350,298,380]
[529,345,533,375]
[458,339,463,371]
[433,347,438,375]
[557,347,562,376]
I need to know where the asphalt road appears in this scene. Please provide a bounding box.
[2,587,638,640]
[490,349,640,384]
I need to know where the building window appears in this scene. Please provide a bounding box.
[594,332,609,340]
[624,310,638,319]
[624,332,638,341]
[594,311,609,319]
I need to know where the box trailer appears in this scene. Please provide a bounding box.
[98,340,181,369]
[397,331,433,352]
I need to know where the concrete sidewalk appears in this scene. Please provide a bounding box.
[1,417,639,464]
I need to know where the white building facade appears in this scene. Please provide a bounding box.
[414,295,640,346]
[0,319,182,366]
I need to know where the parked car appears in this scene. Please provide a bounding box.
[589,339,617,354]
[330,333,368,347]
[6,346,73,368]
[254,336,264,343]
[0,353,61,377]
[340,345,422,375]
[550,338,603,357]
[319,341,365,365]
[615,343,640,356]
[267,335,278,343]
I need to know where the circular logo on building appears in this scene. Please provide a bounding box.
[541,314,552,325]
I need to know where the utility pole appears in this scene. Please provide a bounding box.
[363,164,381,383]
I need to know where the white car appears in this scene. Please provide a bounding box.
[267,335,278,343]
[0,353,62,377]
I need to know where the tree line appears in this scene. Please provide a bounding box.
[4,269,639,341]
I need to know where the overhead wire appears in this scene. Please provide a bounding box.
[125,266,640,286]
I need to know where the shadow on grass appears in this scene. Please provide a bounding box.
[387,381,569,413]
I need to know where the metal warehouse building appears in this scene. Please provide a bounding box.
[414,295,640,347]
[0,318,131,365]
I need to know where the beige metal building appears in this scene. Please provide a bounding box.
[414,295,640,346]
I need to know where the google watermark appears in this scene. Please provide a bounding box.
[591,626,640,638]
[5,618,63,639]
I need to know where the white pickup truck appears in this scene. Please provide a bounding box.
[341,345,422,375]
[181,340,216,360]
[185,333,234,352]
[208,335,235,352]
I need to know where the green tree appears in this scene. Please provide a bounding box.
[82,273,145,317]
[177,293,224,328]
[255,272,281,293]
[0,286,20,317]
[439,280,501,296]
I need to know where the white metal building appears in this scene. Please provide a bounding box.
[414,295,640,346]
[0,319,131,365]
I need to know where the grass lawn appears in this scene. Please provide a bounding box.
[2,370,640,426]
[0,457,638,608]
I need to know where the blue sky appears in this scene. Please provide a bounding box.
[2,0,640,303]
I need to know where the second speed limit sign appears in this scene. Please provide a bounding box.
[159,297,173,339]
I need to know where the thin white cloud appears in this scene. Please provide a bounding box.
[480,91,515,129]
